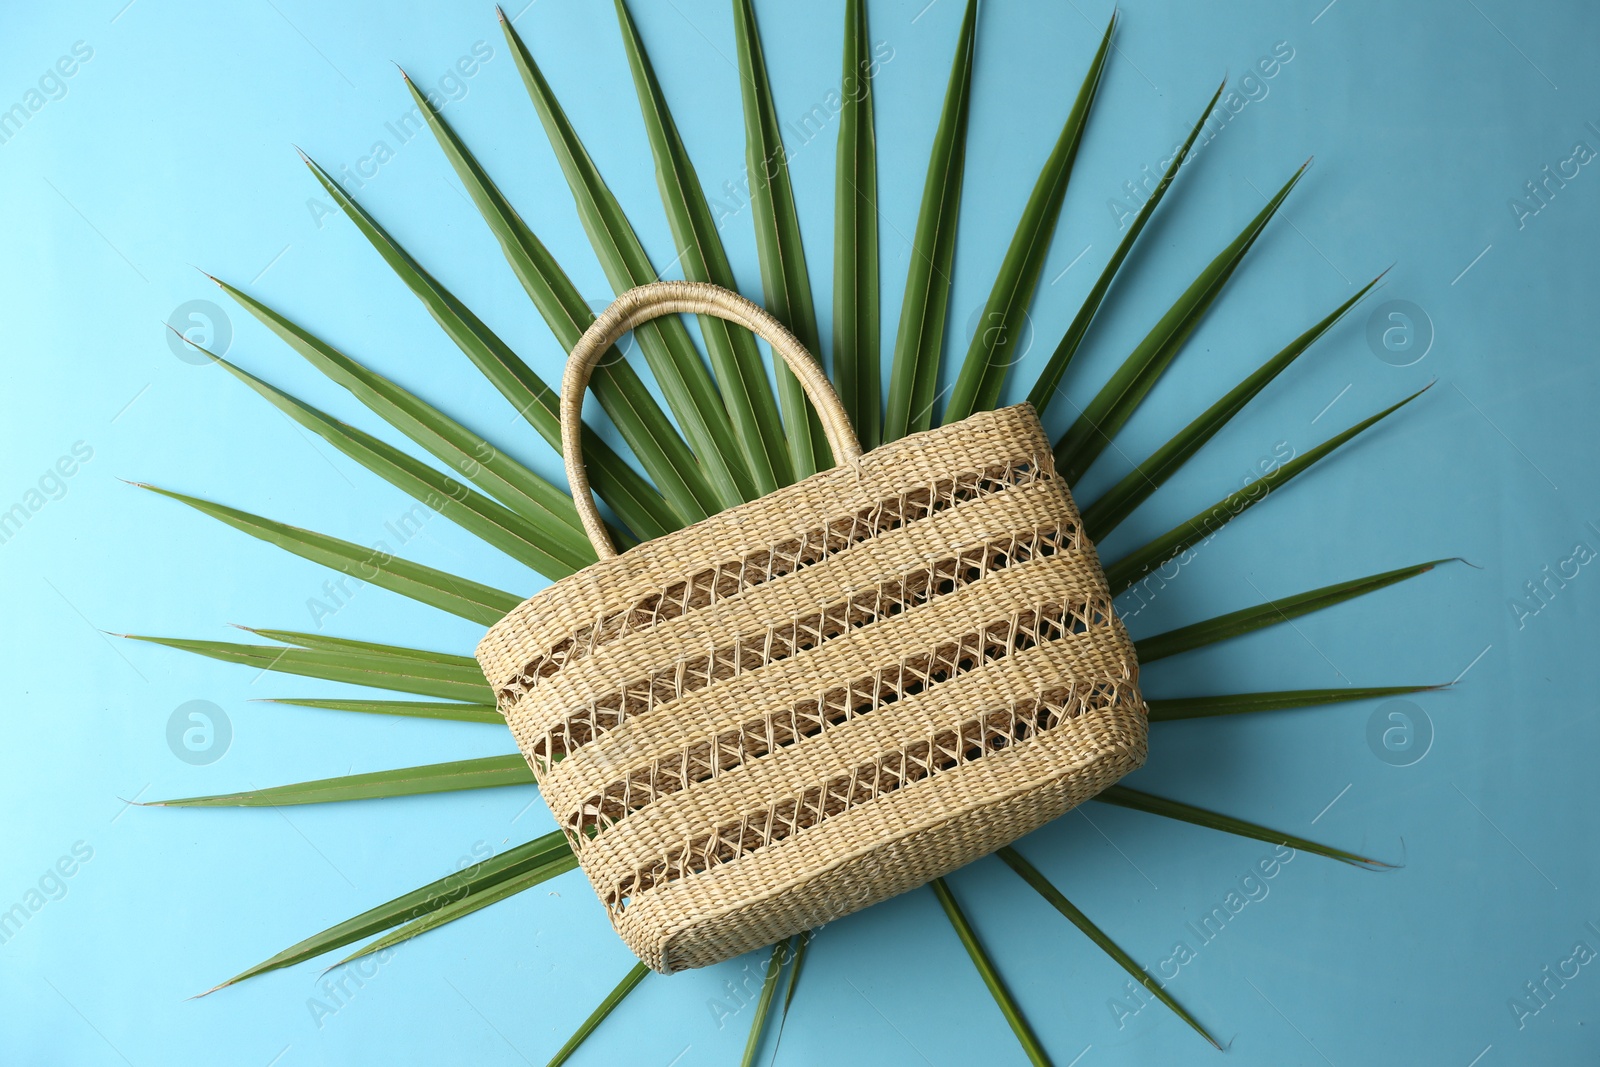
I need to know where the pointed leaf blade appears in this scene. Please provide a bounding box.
[1094,785,1392,868]
[1133,559,1453,663]
[944,10,1115,423]
[1147,684,1446,722]
[731,0,831,477]
[134,483,518,626]
[1056,161,1310,484]
[614,0,792,493]
[741,938,792,1067]
[263,697,501,724]
[1082,271,1387,541]
[152,754,532,807]
[884,0,978,441]
[997,846,1219,1049]
[206,832,571,990]
[547,962,651,1067]
[239,627,479,668]
[498,16,756,507]
[340,849,579,963]
[298,150,678,542]
[930,877,1052,1066]
[125,635,493,703]
[210,275,594,561]
[833,0,881,451]
[1106,384,1430,595]
[1027,79,1226,414]
[399,66,715,529]
[211,354,583,578]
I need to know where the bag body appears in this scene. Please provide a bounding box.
[476,283,1146,972]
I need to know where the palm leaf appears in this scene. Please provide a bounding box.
[1056,160,1309,484]
[770,931,809,1057]
[208,276,594,559]
[997,846,1218,1048]
[262,697,501,724]
[546,962,651,1067]
[1133,558,1451,663]
[338,846,579,963]
[741,937,792,1067]
[296,149,677,543]
[211,354,583,578]
[1106,384,1429,595]
[833,0,881,451]
[1095,785,1392,868]
[499,16,756,508]
[931,877,1052,1066]
[1147,684,1445,722]
[206,831,571,991]
[151,754,529,808]
[883,0,978,441]
[132,482,518,626]
[124,634,492,702]
[613,0,792,494]
[944,10,1114,423]
[400,67,717,528]
[1027,79,1225,413]
[240,627,479,666]
[1081,271,1386,540]
[731,0,831,476]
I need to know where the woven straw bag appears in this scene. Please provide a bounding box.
[477,281,1148,972]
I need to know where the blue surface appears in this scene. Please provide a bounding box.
[1,0,1596,1063]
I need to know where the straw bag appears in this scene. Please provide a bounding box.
[477,281,1148,972]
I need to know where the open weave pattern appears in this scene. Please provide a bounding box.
[527,520,1080,770]
[493,458,1046,706]
[478,404,1146,972]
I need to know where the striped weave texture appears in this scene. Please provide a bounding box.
[477,403,1147,972]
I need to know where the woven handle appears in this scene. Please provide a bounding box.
[562,281,863,559]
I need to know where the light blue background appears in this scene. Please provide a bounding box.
[1,0,1595,1064]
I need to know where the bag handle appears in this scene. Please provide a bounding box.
[562,281,863,559]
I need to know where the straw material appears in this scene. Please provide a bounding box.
[478,282,1146,972]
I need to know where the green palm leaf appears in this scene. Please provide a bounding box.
[1026,80,1225,413]
[212,355,585,578]
[262,697,501,724]
[931,877,1052,1066]
[1094,785,1391,868]
[833,0,881,451]
[296,149,677,543]
[944,10,1114,423]
[770,931,809,1057]
[1147,684,1445,722]
[399,67,717,528]
[1081,271,1386,541]
[884,0,977,441]
[731,0,831,476]
[1106,384,1430,595]
[338,847,579,963]
[613,0,792,494]
[997,846,1218,1049]
[1056,160,1309,484]
[208,276,593,558]
[239,627,479,666]
[547,962,651,1067]
[499,16,756,508]
[1133,558,1453,663]
[204,830,571,991]
[125,634,492,703]
[741,937,793,1067]
[151,754,529,808]
[133,482,518,626]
